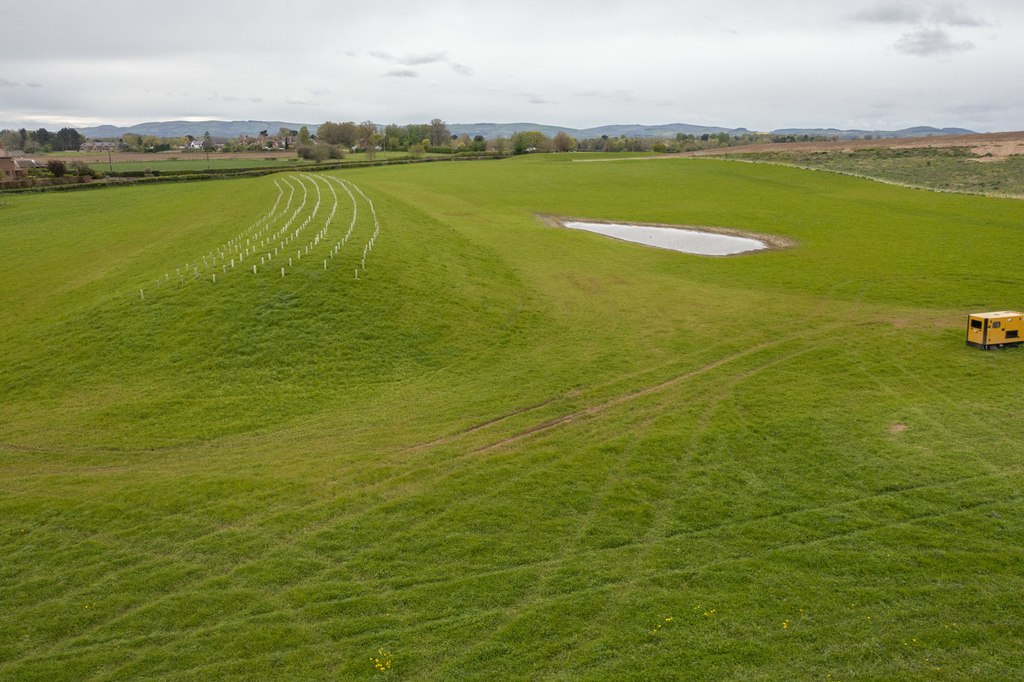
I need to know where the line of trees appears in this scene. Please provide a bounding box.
[0,127,84,153]
[1,121,845,161]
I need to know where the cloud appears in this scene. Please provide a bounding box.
[577,89,637,103]
[371,48,467,74]
[930,3,989,27]
[0,78,19,87]
[25,81,42,88]
[852,2,989,27]
[285,100,318,106]
[851,3,924,24]
[522,93,557,105]
[895,27,974,55]
[308,87,331,96]
[371,50,447,65]
[399,51,447,66]
[249,97,263,103]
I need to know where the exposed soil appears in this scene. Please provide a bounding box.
[681,131,1024,159]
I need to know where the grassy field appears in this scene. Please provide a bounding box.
[38,151,434,173]
[1,155,1023,680]
[711,146,1024,198]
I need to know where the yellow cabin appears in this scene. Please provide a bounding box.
[966,311,1024,350]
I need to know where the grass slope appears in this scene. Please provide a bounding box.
[1,156,1023,680]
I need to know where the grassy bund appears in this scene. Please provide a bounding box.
[1,155,1023,679]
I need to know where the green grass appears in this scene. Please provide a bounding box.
[718,146,1024,197]
[106,157,315,171]
[100,152,426,172]
[1,156,1023,679]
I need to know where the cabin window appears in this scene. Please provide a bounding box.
[992,321,1001,329]
[971,319,983,329]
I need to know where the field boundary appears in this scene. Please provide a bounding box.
[0,153,508,195]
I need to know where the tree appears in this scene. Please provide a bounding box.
[511,130,550,154]
[358,121,377,142]
[56,127,83,151]
[202,131,214,151]
[0,129,20,150]
[405,123,429,147]
[297,126,312,146]
[357,120,379,159]
[46,159,67,177]
[278,127,297,150]
[383,124,402,151]
[552,131,575,152]
[428,118,450,147]
[316,121,343,145]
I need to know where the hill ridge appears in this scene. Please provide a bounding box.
[76,120,978,140]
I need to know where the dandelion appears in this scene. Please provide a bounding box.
[371,647,393,672]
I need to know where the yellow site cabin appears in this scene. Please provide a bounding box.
[966,311,1024,350]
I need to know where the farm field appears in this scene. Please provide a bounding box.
[689,130,1024,198]
[1,155,1023,679]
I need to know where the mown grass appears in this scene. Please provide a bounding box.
[1,155,1023,680]
[103,152,428,172]
[38,151,439,173]
[717,146,1024,197]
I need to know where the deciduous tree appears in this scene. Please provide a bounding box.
[552,131,575,152]
[428,118,450,147]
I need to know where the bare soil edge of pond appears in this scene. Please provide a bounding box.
[535,214,796,255]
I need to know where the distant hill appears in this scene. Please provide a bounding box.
[448,122,751,139]
[79,120,318,139]
[77,120,977,141]
[771,126,976,140]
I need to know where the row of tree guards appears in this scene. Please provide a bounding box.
[136,173,381,300]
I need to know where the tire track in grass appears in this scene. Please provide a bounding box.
[557,342,832,663]
[470,324,848,455]
[5,450,579,669]
[2,315,856,663]
[436,414,660,675]
[19,467,1013,674]
[442,340,829,669]
[265,484,1023,673]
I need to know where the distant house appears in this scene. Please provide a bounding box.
[80,140,122,152]
[0,151,17,182]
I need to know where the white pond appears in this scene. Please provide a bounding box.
[562,221,768,256]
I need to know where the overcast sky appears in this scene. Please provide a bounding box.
[1,0,1021,132]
